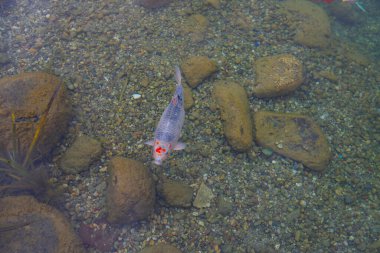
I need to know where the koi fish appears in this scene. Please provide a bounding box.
[145,66,186,165]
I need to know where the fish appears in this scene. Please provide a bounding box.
[145,66,186,165]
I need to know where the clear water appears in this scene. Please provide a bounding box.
[0,0,379,252]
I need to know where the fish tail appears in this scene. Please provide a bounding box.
[175,66,182,86]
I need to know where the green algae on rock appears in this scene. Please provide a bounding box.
[253,54,304,98]
[106,157,155,224]
[213,81,253,152]
[253,111,331,171]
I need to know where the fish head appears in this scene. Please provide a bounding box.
[152,141,171,165]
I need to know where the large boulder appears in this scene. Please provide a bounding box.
[213,81,253,151]
[0,72,72,159]
[253,54,304,98]
[0,196,84,253]
[253,111,332,171]
[106,157,155,224]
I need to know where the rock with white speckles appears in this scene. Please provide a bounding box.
[253,54,304,98]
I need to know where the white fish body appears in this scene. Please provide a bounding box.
[145,66,186,165]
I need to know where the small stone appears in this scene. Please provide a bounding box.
[252,54,304,98]
[262,148,273,157]
[206,0,220,9]
[181,56,217,88]
[193,182,214,208]
[60,135,102,174]
[157,179,193,207]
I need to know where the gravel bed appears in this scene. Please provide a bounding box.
[0,0,379,252]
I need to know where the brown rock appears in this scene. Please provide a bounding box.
[183,83,194,110]
[60,135,102,174]
[0,72,72,159]
[253,111,331,171]
[0,196,84,253]
[138,243,182,253]
[181,56,217,88]
[180,14,209,43]
[213,81,252,151]
[253,54,304,98]
[329,3,361,25]
[157,179,193,207]
[136,0,172,9]
[206,0,221,9]
[106,157,155,224]
[282,0,331,48]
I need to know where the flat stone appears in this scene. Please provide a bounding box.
[193,182,214,208]
[253,111,331,171]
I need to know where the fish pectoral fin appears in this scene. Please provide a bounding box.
[145,140,155,146]
[173,142,186,150]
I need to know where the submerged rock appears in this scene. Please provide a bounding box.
[253,54,304,98]
[157,179,193,207]
[253,111,331,171]
[0,72,72,160]
[138,244,182,253]
[60,135,102,174]
[193,182,214,208]
[105,157,155,224]
[181,56,217,88]
[0,196,84,253]
[136,0,173,9]
[213,81,253,151]
[282,0,331,48]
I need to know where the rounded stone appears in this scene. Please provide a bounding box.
[253,54,304,98]
[0,196,84,253]
[106,156,155,224]
[181,56,217,88]
[0,72,72,159]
